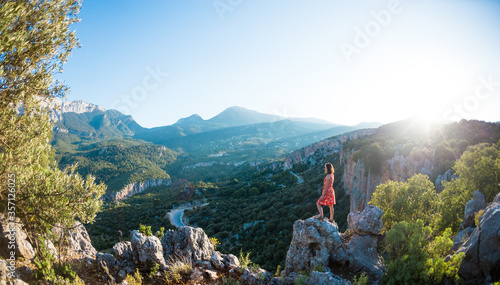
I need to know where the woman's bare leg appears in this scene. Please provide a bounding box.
[316,202,324,218]
[329,205,334,221]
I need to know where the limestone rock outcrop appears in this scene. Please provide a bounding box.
[0,215,35,261]
[342,149,436,213]
[459,190,487,230]
[347,204,383,235]
[305,271,352,285]
[161,226,214,263]
[104,178,171,202]
[130,230,167,269]
[285,218,343,274]
[456,193,500,284]
[285,207,385,283]
[283,130,375,170]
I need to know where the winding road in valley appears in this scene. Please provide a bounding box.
[168,203,209,228]
[290,171,304,184]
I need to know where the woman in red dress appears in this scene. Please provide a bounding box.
[315,163,336,222]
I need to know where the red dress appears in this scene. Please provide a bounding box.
[317,174,336,206]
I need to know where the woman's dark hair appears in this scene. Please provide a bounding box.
[325,163,334,174]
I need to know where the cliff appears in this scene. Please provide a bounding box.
[103,178,171,202]
[41,98,106,122]
[283,129,375,170]
[342,149,435,212]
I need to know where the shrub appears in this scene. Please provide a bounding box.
[353,272,369,285]
[139,224,153,236]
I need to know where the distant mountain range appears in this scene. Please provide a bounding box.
[49,100,383,166]
[50,100,380,142]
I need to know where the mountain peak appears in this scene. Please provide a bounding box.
[208,106,283,127]
[175,114,205,125]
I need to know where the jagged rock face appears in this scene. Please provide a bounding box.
[96,252,120,282]
[0,215,35,261]
[161,226,214,263]
[460,190,486,230]
[130,230,167,268]
[283,130,375,170]
[347,205,383,235]
[241,267,272,285]
[285,218,343,274]
[457,196,500,283]
[343,235,384,277]
[342,150,434,213]
[285,207,385,281]
[42,98,106,122]
[305,271,352,285]
[452,227,475,252]
[104,178,172,202]
[53,221,97,259]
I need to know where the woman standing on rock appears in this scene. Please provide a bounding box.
[315,163,336,222]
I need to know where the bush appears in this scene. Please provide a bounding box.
[370,174,441,233]
[383,220,464,285]
[139,224,153,236]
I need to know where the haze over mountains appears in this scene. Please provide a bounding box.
[50,99,381,154]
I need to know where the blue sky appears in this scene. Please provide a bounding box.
[58,0,500,128]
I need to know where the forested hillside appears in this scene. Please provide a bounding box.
[56,138,177,193]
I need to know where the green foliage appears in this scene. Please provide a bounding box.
[164,256,193,285]
[275,265,281,277]
[294,275,308,285]
[353,272,369,285]
[34,237,57,282]
[210,237,221,250]
[439,142,500,232]
[126,268,143,285]
[156,227,165,239]
[310,264,325,273]
[57,139,176,193]
[474,210,484,228]
[353,142,386,174]
[370,174,441,233]
[33,237,80,283]
[139,224,153,236]
[383,220,464,285]
[149,262,160,278]
[0,0,105,247]
[238,250,252,268]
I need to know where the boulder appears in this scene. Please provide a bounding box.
[0,215,35,261]
[113,241,136,274]
[347,205,383,235]
[305,271,352,285]
[130,230,166,269]
[344,235,384,277]
[452,227,474,252]
[161,226,214,263]
[113,241,136,263]
[457,197,500,283]
[459,190,486,230]
[285,218,342,275]
[96,252,120,283]
[223,253,240,269]
[53,221,97,258]
[210,251,224,269]
[241,267,271,285]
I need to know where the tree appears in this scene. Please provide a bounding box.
[0,0,105,243]
[370,174,441,232]
[439,142,500,232]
